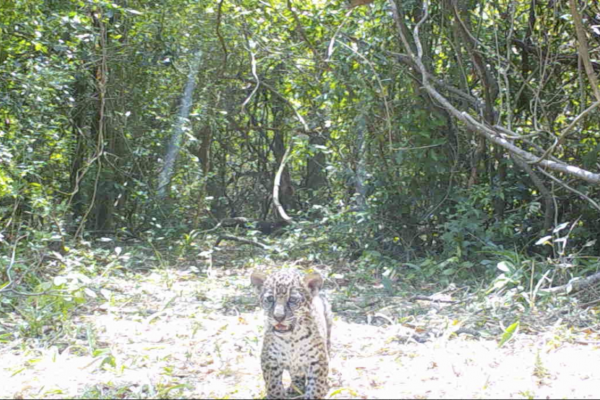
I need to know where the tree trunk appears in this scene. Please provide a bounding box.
[157,50,203,199]
[354,115,368,211]
[492,146,506,221]
[193,124,213,223]
[306,133,328,202]
[511,154,555,232]
[68,73,89,230]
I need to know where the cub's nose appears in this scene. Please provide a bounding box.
[273,305,286,322]
[274,314,286,322]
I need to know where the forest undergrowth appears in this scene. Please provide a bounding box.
[1,242,599,399]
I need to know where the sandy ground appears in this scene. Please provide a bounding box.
[1,267,599,399]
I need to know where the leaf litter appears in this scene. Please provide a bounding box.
[1,259,599,399]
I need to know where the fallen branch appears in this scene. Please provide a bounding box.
[214,234,273,251]
[579,298,600,309]
[540,271,600,295]
[409,295,458,304]
[573,339,600,345]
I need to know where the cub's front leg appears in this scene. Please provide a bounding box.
[261,348,286,399]
[288,369,306,396]
[304,357,329,400]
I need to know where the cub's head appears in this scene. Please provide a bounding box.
[250,269,323,335]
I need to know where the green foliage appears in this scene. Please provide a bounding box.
[484,224,600,310]
[1,0,600,318]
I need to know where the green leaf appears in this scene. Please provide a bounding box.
[0,333,13,343]
[329,388,358,397]
[498,321,519,348]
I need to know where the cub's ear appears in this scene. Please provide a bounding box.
[303,272,323,296]
[250,271,267,289]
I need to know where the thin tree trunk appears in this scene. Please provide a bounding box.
[511,154,554,231]
[75,9,108,238]
[493,146,506,220]
[354,115,368,211]
[157,50,203,199]
[306,133,328,200]
[193,125,213,224]
[68,74,89,228]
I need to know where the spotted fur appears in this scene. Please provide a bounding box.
[251,269,332,399]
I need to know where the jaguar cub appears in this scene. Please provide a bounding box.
[251,269,332,399]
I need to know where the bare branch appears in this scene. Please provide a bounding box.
[569,0,600,102]
[260,81,309,132]
[215,0,228,74]
[241,46,260,114]
[529,101,600,163]
[512,39,600,73]
[536,167,600,212]
[387,0,600,185]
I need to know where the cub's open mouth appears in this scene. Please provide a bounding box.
[273,323,292,332]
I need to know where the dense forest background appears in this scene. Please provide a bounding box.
[1,0,600,398]
[1,0,600,338]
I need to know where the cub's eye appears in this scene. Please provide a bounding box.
[265,295,275,303]
[288,296,301,305]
